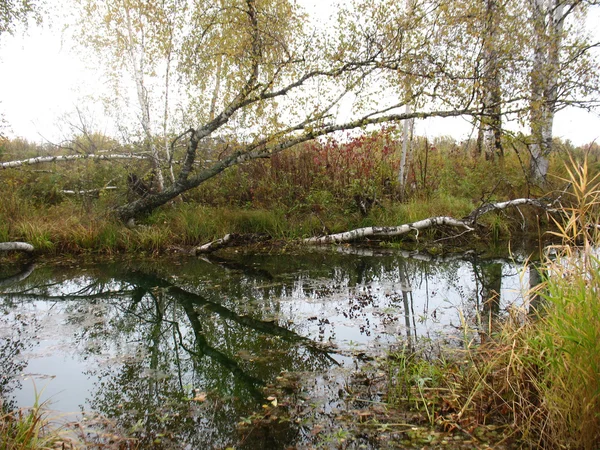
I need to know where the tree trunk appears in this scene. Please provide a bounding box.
[304,197,551,244]
[477,0,503,160]
[114,107,475,222]
[124,2,165,192]
[0,242,34,252]
[529,0,565,183]
[0,153,146,169]
[398,104,413,197]
[304,216,474,244]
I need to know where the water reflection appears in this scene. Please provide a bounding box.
[0,249,531,448]
[0,261,39,411]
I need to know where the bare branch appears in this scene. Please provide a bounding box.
[1,153,147,169]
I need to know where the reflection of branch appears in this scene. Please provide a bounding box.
[176,300,266,401]
[171,284,338,363]
[0,262,36,288]
[0,291,134,302]
[120,271,339,362]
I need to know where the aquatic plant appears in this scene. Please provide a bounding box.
[0,390,62,450]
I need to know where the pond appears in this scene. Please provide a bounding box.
[0,248,538,448]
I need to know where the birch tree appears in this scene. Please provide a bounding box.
[527,0,600,182]
[478,0,504,160]
[77,0,188,192]
[73,0,483,222]
[529,0,567,182]
[0,0,39,37]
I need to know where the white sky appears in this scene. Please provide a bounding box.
[0,1,599,146]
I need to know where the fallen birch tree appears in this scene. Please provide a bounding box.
[304,198,554,245]
[61,186,118,196]
[0,153,146,169]
[0,242,35,252]
[195,233,271,255]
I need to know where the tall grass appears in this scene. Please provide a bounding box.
[460,157,600,448]
[1,133,596,254]
[514,157,600,448]
[1,394,61,450]
[386,156,600,448]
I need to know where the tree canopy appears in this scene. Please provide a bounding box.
[3,0,600,219]
[0,0,39,37]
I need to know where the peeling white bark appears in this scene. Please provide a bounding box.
[529,0,565,183]
[398,104,413,194]
[124,3,165,192]
[0,242,34,252]
[465,197,552,222]
[304,217,474,244]
[305,197,552,245]
[479,0,503,160]
[61,186,118,195]
[1,153,146,169]
[195,233,237,254]
[194,233,270,254]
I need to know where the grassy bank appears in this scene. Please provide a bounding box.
[385,160,600,449]
[2,132,594,255]
[0,197,490,255]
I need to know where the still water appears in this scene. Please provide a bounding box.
[0,248,535,448]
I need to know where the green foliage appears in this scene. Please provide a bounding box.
[15,223,55,252]
[0,0,40,36]
[388,347,445,427]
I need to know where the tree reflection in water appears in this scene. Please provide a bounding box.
[0,262,39,411]
[0,250,530,448]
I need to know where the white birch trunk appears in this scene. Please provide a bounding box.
[305,198,551,245]
[209,55,223,123]
[163,41,176,185]
[529,0,565,183]
[478,0,503,160]
[124,3,165,192]
[1,153,146,169]
[398,104,413,195]
[304,217,473,244]
[195,233,237,254]
[0,242,34,252]
[398,0,415,193]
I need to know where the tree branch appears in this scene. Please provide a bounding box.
[1,153,147,169]
[0,242,35,252]
[304,197,553,244]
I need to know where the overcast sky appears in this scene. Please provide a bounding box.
[0,1,599,146]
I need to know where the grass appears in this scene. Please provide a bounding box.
[385,156,600,449]
[0,133,596,255]
[1,390,62,450]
